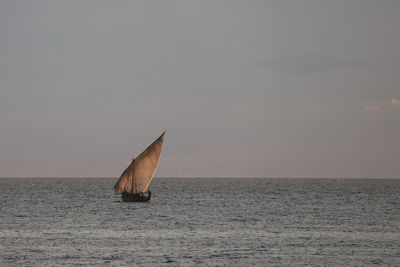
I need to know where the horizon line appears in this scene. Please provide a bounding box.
[0,176,399,179]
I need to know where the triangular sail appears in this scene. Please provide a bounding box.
[114,132,165,194]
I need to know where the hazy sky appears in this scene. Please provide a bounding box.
[1,1,399,178]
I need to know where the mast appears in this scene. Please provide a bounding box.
[131,158,134,194]
[114,160,134,194]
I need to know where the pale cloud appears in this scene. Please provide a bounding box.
[363,99,400,112]
[262,56,392,75]
[176,170,192,178]
[363,104,382,112]
[390,99,400,105]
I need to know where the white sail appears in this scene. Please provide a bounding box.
[114,131,165,194]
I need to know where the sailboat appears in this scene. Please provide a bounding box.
[114,131,165,202]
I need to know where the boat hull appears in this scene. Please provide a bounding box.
[121,192,151,202]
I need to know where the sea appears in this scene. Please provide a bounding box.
[1,178,399,266]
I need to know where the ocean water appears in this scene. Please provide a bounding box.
[1,178,399,266]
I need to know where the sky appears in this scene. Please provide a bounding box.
[1,0,399,178]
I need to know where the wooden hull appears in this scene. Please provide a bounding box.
[121,192,151,202]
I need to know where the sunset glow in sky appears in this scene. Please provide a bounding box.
[1,1,399,178]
